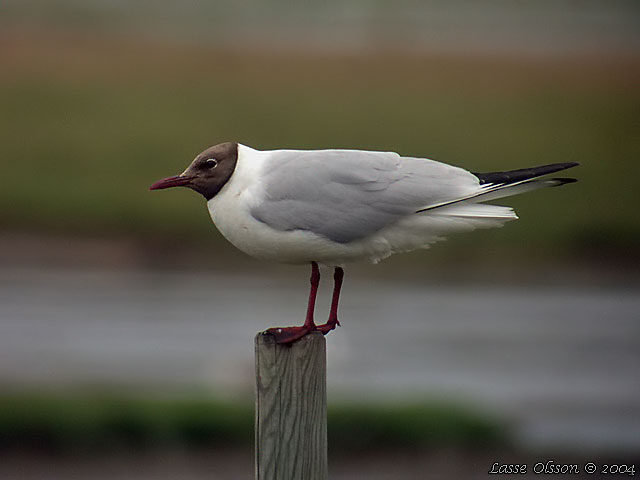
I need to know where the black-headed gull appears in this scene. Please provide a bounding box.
[150,142,578,343]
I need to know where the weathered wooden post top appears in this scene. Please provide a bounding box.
[255,331,328,480]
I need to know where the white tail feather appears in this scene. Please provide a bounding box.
[469,178,566,203]
[429,203,518,220]
[418,178,568,213]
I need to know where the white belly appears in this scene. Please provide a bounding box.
[208,192,388,265]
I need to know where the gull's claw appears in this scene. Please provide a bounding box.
[315,318,340,335]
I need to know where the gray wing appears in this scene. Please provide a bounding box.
[251,149,479,243]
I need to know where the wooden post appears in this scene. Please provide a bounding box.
[255,331,328,480]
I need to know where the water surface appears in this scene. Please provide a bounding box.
[1,266,638,451]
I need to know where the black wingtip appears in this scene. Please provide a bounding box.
[474,162,580,185]
[553,162,580,170]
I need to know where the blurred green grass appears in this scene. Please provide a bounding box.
[0,392,506,451]
[1,36,639,262]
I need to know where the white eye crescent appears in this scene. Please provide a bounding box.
[205,158,218,168]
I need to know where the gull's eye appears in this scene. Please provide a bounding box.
[205,158,218,169]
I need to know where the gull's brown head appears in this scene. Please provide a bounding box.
[149,142,238,200]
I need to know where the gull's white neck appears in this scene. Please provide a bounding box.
[204,144,273,258]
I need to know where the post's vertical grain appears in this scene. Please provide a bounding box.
[255,331,328,480]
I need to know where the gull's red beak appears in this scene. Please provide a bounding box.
[149,175,193,190]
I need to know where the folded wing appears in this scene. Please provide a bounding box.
[251,149,578,244]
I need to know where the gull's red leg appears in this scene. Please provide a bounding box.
[316,267,343,335]
[265,262,320,344]
[304,261,321,329]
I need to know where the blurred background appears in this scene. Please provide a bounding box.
[1,0,639,478]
